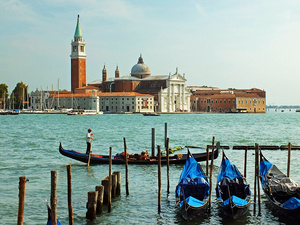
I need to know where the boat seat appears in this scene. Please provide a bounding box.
[219,177,250,201]
[179,177,209,201]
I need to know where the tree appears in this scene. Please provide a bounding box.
[11,82,29,109]
[0,83,8,109]
[0,83,8,98]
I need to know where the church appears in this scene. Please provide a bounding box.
[70,15,191,113]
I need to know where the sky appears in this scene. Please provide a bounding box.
[1,0,300,105]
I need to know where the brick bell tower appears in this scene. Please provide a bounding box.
[71,15,86,93]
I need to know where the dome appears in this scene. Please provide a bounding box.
[131,55,151,78]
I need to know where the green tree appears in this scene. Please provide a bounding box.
[11,82,29,109]
[0,83,9,109]
[0,83,8,98]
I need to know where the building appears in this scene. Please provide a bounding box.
[99,92,154,113]
[189,86,266,113]
[71,15,86,93]
[90,56,191,112]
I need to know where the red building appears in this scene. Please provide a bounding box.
[189,86,266,113]
[70,15,86,93]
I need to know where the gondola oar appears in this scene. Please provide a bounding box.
[87,143,92,167]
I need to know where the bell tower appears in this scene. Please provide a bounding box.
[71,15,86,93]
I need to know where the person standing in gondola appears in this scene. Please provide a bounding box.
[86,128,93,154]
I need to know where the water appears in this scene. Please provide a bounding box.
[1,110,300,224]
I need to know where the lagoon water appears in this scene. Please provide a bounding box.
[1,110,300,224]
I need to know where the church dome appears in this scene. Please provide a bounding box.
[131,55,151,78]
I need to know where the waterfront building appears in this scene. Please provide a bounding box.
[89,56,191,112]
[189,86,266,113]
[99,92,154,113]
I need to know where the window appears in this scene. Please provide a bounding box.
[80,46,84,52]
[220,100,222,103]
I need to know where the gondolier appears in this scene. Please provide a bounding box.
[86,128,93,154]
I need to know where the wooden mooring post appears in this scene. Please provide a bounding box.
[255,143,261,214]
[66,165,73,225]
[287,142,292,177]
[166,137,170,194]
[101,176,110,204]
[86,191,98,220]
[206,145,209,176]
[111,173,117,198]
[113,171,121,195]
[158,145,161,213]
[208,136,215,212]
[165,122,168,149]
[95,186,104,214]
[51,171,57,225]
[17,176,28,225]
[253,144,258,215]
[123,137,129,195]
[108,147,112,213]
[152,128,156,157]
[244,147,248,178]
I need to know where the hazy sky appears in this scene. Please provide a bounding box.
[1,0,300,105]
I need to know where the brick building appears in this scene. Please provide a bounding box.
[70,15,86,93]
[189,86,266,113]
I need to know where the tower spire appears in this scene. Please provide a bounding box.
[74,14,83,38]
[71,15,86,93]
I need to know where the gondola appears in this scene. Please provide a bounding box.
[175,151,210,220]
[59,143,219,165]
[216,151,251,219]
[259,152,300,220]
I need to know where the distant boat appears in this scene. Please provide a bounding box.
[0,109,20,115]
[143,113,160,116]
[296,109,300,112]
[67,110,103,115]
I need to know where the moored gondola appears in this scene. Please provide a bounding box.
[259,152,300,220]
[175,151,210,220]
[216,151,251,219]
[59,143,219,165]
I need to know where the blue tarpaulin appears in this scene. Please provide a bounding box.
[47,219,62,225]
[282,197,300,209]
[217,159,242,184]
[259,160,273,187]
[220,195,249,206]
[176,156,209,199]
[179,196,205,207]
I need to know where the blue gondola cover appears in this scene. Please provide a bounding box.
[259,160,273,187]
[216,157,251,200]
[282,197,300,209]
[176,157,209,200]
[179,196,205,207]
[217,159,242,184]
[221,195,249,206]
